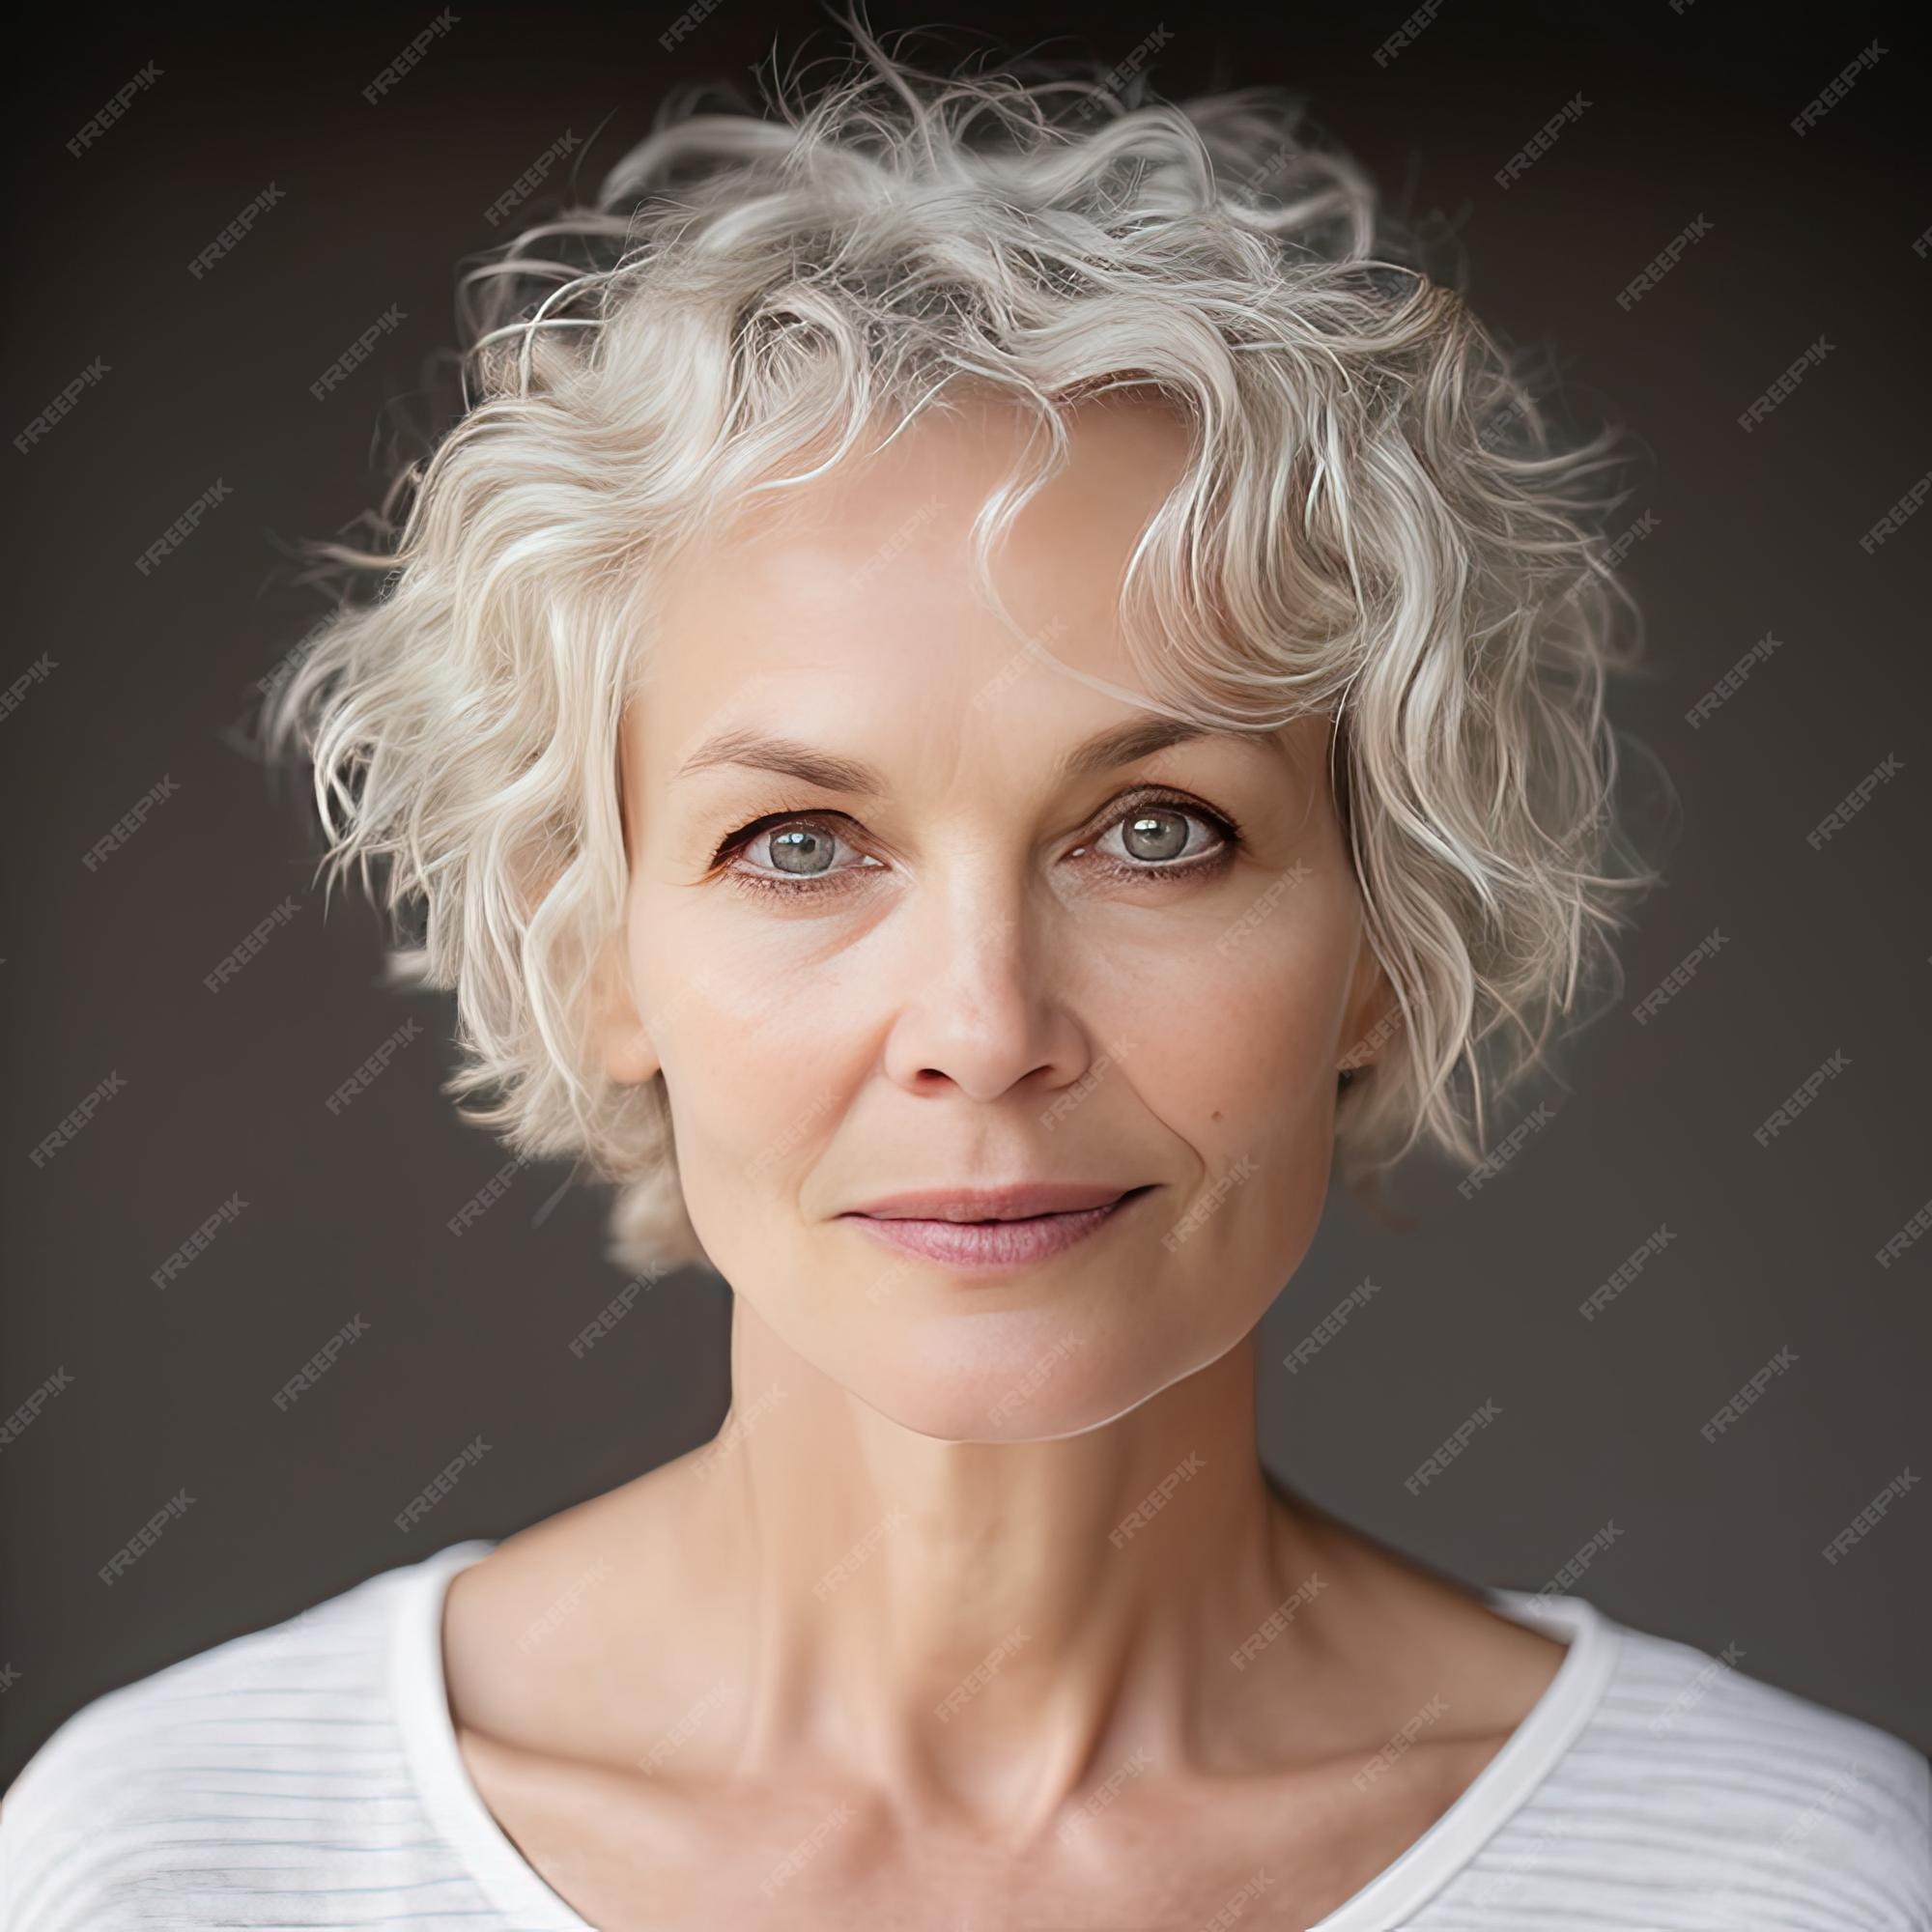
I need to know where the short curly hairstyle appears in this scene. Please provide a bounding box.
[257,8,1662,1279]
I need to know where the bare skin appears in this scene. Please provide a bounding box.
[443,1351,1568,1932]
[435,392,1570,1929]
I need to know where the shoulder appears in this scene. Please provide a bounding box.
[1535,1605,1931,1926]
[0,1548,456,1931]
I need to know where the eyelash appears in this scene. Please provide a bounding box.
[710,787,1245,903]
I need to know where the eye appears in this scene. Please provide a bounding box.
[711,787,1243,902]
[715,812,883,900]
[1082,790,1242,882]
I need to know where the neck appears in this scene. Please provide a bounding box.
[689,1295,1340,1842]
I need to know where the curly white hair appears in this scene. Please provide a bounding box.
[258,10,1662,1276]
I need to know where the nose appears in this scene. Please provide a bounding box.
[876,869,1098,1106]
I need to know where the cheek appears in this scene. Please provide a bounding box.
[1111,897,1353,1155]
[1116,910,1353,1285]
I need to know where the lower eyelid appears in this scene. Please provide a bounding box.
[724,799,1240,894]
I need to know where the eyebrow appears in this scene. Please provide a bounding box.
[671,715,1291,794]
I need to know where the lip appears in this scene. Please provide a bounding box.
[840,1184,1154,1271]
[846,1182,1143,1221]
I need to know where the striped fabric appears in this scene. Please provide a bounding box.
[3,1538,1927,1929]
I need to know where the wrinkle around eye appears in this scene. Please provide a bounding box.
[706,791,1247,903]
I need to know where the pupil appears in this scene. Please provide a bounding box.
[772,827,834,876]
[1122,810,1186,863]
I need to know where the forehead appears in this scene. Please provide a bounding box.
[634,396,1206,779]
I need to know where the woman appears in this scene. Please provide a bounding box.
[5,15,1926,1930]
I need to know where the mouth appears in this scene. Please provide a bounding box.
[840,1184,1156,1272]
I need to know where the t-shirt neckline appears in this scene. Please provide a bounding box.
[391,1536,1621,1932]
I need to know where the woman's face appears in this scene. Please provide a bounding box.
[600,395,1387,1441]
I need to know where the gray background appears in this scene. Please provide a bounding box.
[4,0,1927,1782]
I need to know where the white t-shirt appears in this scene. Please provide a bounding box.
[4,1536,1927,1929]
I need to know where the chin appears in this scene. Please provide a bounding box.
[832,1302,1230,1444]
